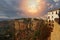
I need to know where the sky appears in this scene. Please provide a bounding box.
[0,0,60,19]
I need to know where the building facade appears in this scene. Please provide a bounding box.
[47,9,60,32]
[47,9,60,26]
[47,9,59,21]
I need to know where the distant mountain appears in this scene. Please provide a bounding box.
[0,18,15,21]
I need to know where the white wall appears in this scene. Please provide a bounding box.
[47,9,59,21]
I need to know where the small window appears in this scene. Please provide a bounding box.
[56,11,57,14]
[52,16,53,18]
[52,12,53,14]
[49,24,51,26]
[49,20,51,22]
[48,16,50,19]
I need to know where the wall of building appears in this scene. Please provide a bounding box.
[47,9,59,21]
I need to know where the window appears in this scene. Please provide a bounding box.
[56,11,57,14]
[52,16,53,18]
[49,24,51,26]
[48,16,50,19]
[52,12,53,14]
[49,20,51,22]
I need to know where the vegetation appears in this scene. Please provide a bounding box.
[0,21,15,40]
[58,9,60,24]
[0,18,53,40]
[16,18,53,40]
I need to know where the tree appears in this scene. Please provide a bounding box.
[0,21,15,40]
[58,9,60,24]
[15,18,53,40]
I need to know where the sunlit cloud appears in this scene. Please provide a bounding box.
[0,0,60,18]
[18,0,47,17]
[53,0,60,2]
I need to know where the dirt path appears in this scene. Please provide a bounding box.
[51,21,60,40]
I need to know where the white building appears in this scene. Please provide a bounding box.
[47,9,60,21]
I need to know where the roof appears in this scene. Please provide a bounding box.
[48,8,60,12]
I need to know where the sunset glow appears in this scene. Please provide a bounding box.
[19,0,46,16]
[26,0,40,13]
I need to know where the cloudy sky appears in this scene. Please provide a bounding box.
[0,0,60,19]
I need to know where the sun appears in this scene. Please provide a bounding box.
[27,0,40,13]
[19,0,46,16]
[20,0,41,14]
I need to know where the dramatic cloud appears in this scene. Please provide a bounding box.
[47,0,60,10]
[53,0,60,2]
[0,0,60,18]
[0,0,20,19]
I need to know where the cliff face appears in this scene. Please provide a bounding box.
[58,10,60,24]
[51,21,60,40]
